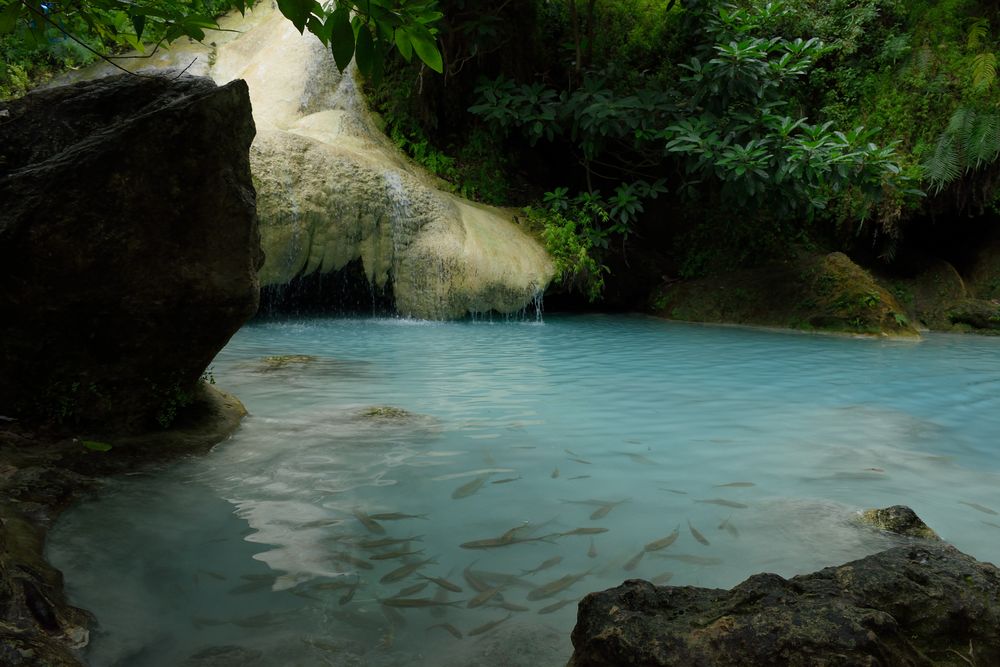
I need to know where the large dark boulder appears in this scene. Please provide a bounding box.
[570,544,1000,666]
[0,74,263,431]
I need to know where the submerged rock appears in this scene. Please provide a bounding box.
[0,74,262,431]
[857,505,940,540]
[570,543,1000,666]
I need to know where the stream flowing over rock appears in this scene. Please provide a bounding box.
[569,542,1000,666]
[73,3,554,319]
[0,74,261,430]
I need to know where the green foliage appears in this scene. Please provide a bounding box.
[521,196,609,301]
[925,106,1000,192]
[0,0,444,97]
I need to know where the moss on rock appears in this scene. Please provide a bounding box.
[858,505,941,540]
[652,252,920,338]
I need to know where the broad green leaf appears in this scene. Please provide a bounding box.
[277,0,311,33]
[329,8,354,72]
[408,29,443,73]
[355,24,375,77]
[394,27,413,61]
[82,440,112,452]
[131,13,145,40]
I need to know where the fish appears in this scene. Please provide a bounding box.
[491,600,530,612]
[526,570,592,601]
[358,536,424,549]
[467,586,504,608]
[623,550,645,571]
[651,571,674,585]
[470,570,536,589]
[339,583,358,605]
[491,477,521,484]
[228,579,274,595]
[959,501,999,515]
[565,449,581,457]
[714,482,755,488]
[688,519,710,546]
[718,516,740,538]
[381,597,464,609]
[313,579,354,591]
[551,467,560,479]
[590,500,628,520]
[558,527,609,537]
[659,488,688,495]
[380,557,436,584]
[696,498,749,509]
[452,475,488,499]
[621,452,656,465]
[352,508,386,535]
[521,556,563,575]
[467,613,512,637]
[368,513,429,521]
[394,582,430,597]
[463,562,491,592]
[568,475,592,480]
[657,554,723,565]
[537,598,578,614]
[644,527,680,552]
[332,551,375,570]
[418,574,464,593]
[198,569,227,581]
[569,457,593,465]
[459,534,556,549]
[984,521,1000,530]
[298,518,344,529]
[428,623,463,639]
[588,538,598,559]
[370,547,425,561]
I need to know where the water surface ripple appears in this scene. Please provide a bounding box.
[48,315,1000,666]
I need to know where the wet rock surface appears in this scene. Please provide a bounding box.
[570,542,1000,667]
[0,385,247,666]
[0,73,262,431]
[857,505,941,540]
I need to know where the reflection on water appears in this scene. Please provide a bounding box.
[47,315,1000,666]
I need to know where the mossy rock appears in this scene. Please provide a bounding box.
[257,354,318,371]
[357,405,412,419]
[967,237,1000,301]
[857,505,940,540]
[651,252,920,338]
[881,259,966,331]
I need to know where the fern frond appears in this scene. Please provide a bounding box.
[972,52,997,90]
[947,106,976,140]
[968,18,990,51]
[924,133,961,193]
[967,113,1000,167]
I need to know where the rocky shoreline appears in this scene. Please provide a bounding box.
[0,385,246,666]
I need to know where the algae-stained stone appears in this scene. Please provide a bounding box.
[858,505,940,540]
[0,74,263,431]
[569,544,1000,666]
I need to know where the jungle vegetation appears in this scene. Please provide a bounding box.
[4,0,1000,304]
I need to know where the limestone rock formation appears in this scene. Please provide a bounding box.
[0,74,262,431]
[570,544,1000,666]
[217,5,553,319]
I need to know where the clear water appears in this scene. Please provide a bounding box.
[48,315,1000,666]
